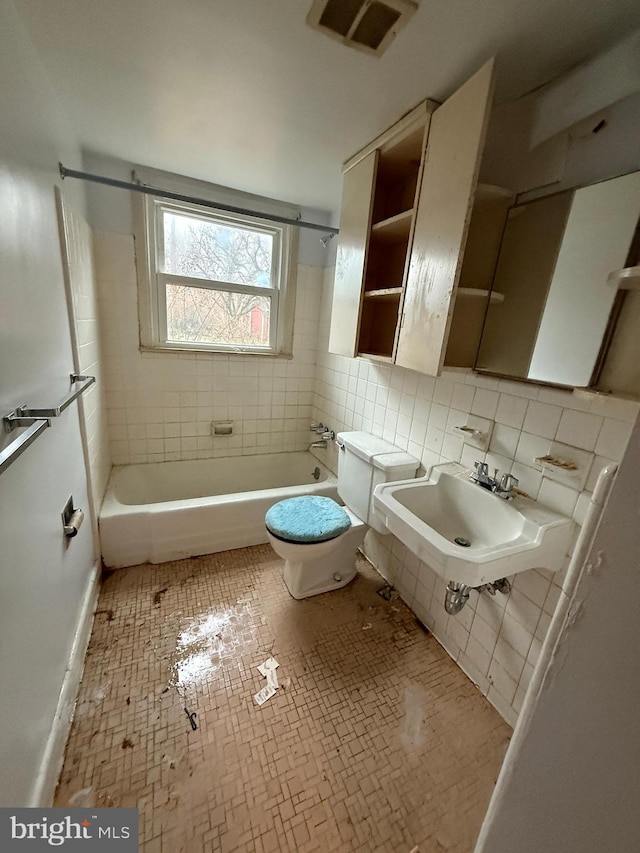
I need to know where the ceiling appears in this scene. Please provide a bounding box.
[14,0,640,215]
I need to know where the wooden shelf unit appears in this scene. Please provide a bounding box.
[356,121,427,358]
[329,59,503,375]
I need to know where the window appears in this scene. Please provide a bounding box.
[137,194,298,354]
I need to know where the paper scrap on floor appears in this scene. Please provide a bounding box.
[257,657,279,677]
[254,657,280,703]
[254,685,277,706]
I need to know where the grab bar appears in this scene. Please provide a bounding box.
[3,374,95,431]
[0,373,95,475]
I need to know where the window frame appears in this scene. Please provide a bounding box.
[136,193,298,356]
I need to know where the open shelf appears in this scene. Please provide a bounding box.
[457,287,504,304]
[357,352,394,363]
[476,183,516,200]
[372,125,424,222]
[364,287,403,301]
[357,295,400,359]
[607,265,640,290]
[371,209,414,242]
[364,239,409,293]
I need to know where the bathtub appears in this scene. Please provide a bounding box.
[99,452,338,568]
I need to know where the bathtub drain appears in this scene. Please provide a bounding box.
[454,537,471,547]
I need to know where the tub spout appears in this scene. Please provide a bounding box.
[310,439,327,449]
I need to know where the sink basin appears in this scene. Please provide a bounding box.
[373,462,574,586]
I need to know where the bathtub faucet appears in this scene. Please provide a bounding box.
[310,429,335,450]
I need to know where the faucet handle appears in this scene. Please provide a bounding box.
[310,422,324,433]
[470,460,488,484]
[500,473,519,493]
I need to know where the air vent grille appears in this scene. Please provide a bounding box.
[318,0,362,37]
[352,2,402,50]
[307,0,417,57]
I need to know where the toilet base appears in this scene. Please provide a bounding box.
[267,510,366,600]
[283,553,358,600]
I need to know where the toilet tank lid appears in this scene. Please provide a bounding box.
[337,432,419,473]
[337,431,405,463]
[371,450,420,473]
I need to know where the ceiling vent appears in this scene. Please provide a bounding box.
[307,0,418,57]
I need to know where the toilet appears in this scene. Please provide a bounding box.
[265,432,419,599]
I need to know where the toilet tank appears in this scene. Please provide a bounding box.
[337,432,419,534]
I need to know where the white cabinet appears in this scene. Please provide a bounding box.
[328,58,510,376]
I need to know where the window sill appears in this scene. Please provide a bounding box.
[139,344,294,359]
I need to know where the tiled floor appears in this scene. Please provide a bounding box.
[55,546,511,852]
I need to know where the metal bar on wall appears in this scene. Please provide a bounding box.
[58,164,339,235]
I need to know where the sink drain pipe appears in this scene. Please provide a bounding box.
[445,581,472,615]
[445,578,513,614]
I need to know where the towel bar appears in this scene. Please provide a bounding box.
[0,373,95,475]
[4,373,95,430]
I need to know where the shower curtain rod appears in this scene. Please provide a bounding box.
[58,164,340,236]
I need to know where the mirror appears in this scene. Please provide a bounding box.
[475,170,640,387]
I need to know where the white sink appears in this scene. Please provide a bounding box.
[373,463,574,587]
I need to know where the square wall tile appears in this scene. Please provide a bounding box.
[522,401,562,439]
[555,409,604,451]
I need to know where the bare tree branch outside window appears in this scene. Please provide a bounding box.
[162,212,274,346]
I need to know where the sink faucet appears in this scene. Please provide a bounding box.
[470,461,518,500]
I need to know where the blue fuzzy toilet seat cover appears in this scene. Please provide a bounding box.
[265,496,351,543]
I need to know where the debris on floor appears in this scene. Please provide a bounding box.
[253,684,277,706]
[184,708,198,731]
[257,656,279,677]
[121,738,134,750]
[57,545,512,850]
[362,622,372,630]
[153,587,168,606]
[95,608,114,622]
[254,657,281,702]
[377,583,399,601]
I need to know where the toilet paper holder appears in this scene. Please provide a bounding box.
[62,495,84,539]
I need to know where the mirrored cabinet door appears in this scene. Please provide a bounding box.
[476,169,640,387]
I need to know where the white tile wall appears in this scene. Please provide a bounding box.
[61,204,111,516]
[311,268,639,726]
[93,230,322,465]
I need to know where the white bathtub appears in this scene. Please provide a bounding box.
[99,452,338,568]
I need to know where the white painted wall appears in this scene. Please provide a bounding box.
[482,90,640,198]
[474,413,640,852]
[0,1,98,806]
[530,28,640,147]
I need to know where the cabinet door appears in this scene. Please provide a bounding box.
[395,59,495,375]
[328,150,378,357]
